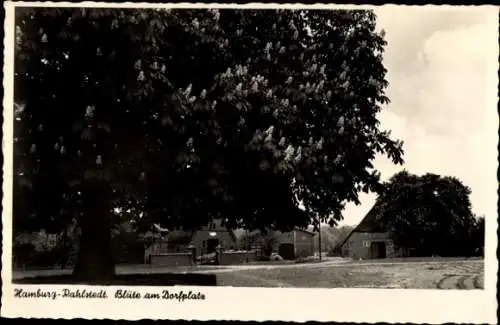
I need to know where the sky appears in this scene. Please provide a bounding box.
[338,6,499,226]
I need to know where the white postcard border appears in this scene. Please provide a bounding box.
[2,2,498,323]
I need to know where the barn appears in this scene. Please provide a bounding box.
[143,219,236,262]
[190,219,237,256]
[242,228,316,260]
[338,205,409,259]
[277,228,316,260]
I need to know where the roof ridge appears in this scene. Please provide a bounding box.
[336,202,383,248]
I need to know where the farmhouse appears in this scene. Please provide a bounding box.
[143,220,316,262]
[190,219,237,256]
[144,219,236,261]
[338,205,409,259]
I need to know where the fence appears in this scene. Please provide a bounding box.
[147,250,259,267]
[218,250,258,265]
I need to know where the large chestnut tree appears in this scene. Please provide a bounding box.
[13,8,404,281]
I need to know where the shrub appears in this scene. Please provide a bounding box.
[327,246,342,257]
[270,252,284,261]
[295,256,318,264]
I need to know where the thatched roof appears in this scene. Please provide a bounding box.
[353,204,385,233]
[337,202,386,248]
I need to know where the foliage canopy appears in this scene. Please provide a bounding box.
[14,8,403,279]
[373,171,482,256]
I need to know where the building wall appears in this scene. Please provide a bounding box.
[294,230,315,257]
[277,231,294,245]
[276,230,314,258]
[342,232,397,259]
[149,252,193,267]
[191,230,235,256]
[145,240,169,263]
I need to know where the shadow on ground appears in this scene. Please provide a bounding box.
[13,273,217,286]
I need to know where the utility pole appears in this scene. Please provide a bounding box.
[245,229,249,262]
[318,218,322,261]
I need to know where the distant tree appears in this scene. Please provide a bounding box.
[323,225,353,256]
[373,171,478,256]
[240,230,279,257]
[314,224,354,251]
[470,215,485,255]
[317,226,335,252]
[12,236,37,269]
[336,225,354,246]
[55,221,80,268]
[14,8,403,281]
[165,231,192,252]
[260,231,280,256]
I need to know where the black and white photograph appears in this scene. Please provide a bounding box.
[2,2,498,323]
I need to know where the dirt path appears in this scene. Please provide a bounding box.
[12,259,484,289]
[435,262,484,289]
[190,259,349,274]
[191,258,483,274]
[212,259,485,289]
[217,271,290,287]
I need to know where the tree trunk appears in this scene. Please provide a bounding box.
[72,187,115,283]
[60,226,68,269]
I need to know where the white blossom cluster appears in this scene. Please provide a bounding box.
[53,136,66,155]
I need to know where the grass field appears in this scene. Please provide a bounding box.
[13,258,484,289]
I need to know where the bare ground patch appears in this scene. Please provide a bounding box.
[12,259,484,289]
[216,260,485,289]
